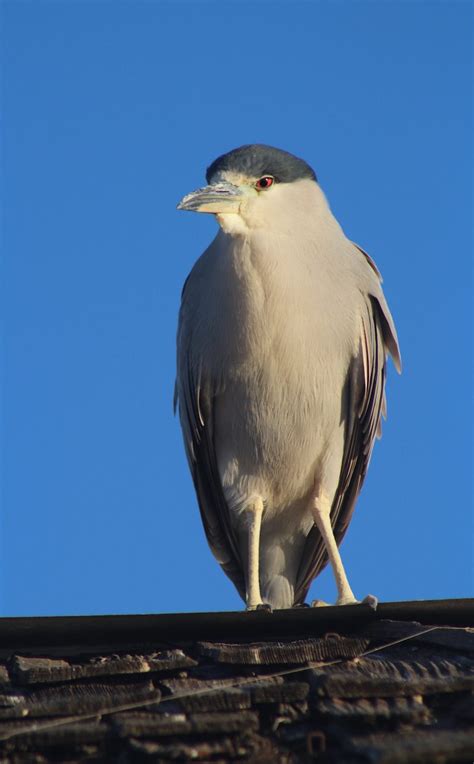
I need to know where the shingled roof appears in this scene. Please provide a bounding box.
[0,599,473,763]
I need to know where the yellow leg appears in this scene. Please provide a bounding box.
[312,492,357,605]
[245,497,264,610]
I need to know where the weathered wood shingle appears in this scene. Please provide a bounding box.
[198,635,369,664]
[11,649,196,685]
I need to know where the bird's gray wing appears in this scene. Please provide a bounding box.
[175,279,246,601]
[294,244,401,604]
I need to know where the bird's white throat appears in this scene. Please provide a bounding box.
[216,212,249,236]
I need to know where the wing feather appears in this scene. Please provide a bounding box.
[294,245,401,604]
[176,285,245,600]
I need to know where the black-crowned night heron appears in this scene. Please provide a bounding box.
[175,144,401,611]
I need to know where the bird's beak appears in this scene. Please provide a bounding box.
[177,182,245,214]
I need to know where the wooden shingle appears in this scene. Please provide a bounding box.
[198,635,369,664]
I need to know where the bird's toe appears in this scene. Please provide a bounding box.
[333,594,378,609]
[362,594,378,610]
[246,602,272,613]
[256,603,273,613]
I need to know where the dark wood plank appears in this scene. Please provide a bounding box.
[22,680,159,717]
[11,650,196,686]
[347,728,474,764]
[111,710,259,737]
[160,678,251,712]
[315,695,430,722]
[309,654,474,698]
[356,620,474,652]
[197,636,369,664]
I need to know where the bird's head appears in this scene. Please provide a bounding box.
[177,144,320,235]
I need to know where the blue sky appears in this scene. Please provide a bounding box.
[2,1,472,616]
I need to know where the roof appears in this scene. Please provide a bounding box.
[0,598,473,763]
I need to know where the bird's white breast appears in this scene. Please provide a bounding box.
[189,206,362,516]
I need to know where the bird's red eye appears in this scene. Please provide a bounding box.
[256,176,274,190]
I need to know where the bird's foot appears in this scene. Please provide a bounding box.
[246,602,272,613]
[292,602,310,609]
[336,594,360,607]
[311,594,378,610]
[311,599,331,607]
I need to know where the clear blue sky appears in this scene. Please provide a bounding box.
[2,2,472,616]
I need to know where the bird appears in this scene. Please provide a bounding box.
[175,144,401,611]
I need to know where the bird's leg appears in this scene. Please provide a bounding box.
[244,497,264,610]
[311,492,357,606]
